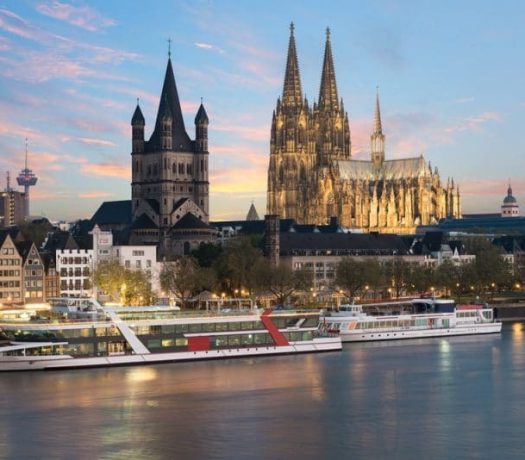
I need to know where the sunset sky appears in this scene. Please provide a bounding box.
[0,0,523,221]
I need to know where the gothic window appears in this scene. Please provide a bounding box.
[178,163,184,175]
[147,165,151,176]
[300,164,306,183]
[200,159,204,172]
[135,160,139,173]
[172,163,176,174]
[164,158,167,170]
[187,164,192,175]
[279,164,284,183]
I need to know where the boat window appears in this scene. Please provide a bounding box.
[215,323,228,332]
[189,324,201,333]
[148,339,161,349]
[161,339,175,347]
[175,338,188,347]
[228,322,241,332]
[176,324,189,333]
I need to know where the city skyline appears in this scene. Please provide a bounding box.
[0,0,523,221]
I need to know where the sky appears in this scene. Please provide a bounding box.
[0,0,524,222]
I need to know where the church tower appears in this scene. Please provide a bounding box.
[267,23,313,222]
[370,89,385,167]
[130,52,211,255]
[315,28,350,165]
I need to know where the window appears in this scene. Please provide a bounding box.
[136,260,141,268]
[125,260,130,268]
[146,260,151,268]
[132,251,145,257]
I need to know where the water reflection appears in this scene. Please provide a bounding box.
[0,329,522,459]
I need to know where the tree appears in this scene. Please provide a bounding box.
[93,259,155,306]
[159,256,200,308]
[409,265,434,296]
[265,264,313,306]
[191,243,223,268]
[434,259,458,296]
[382,259,411,298]
[336,258,382,299]
[214,237,265,295]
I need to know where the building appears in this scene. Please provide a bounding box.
[91,225,161,294]
[0,188,25,228]
[41,252,59,300]
[129,53,214,256]
[0,232,23,304]
[502,184,520,217]
[16,241,44,303]
[267,25,461,234]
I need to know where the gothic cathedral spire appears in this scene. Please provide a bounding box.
[318,27,339,111]
[282,22,303,107]
[371,88,385,167]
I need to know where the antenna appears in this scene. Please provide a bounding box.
[16,137,38,219]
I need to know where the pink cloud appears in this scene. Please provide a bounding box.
[460,178,525,196]
[36,1,115,32]
[78,191,114,199]
[212,123,269,142]
[81,163,129,179]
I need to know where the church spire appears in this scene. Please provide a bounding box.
[152,56,192,151]
[370,87,385,167]
[282,22,303,107]
[374,87,382,134]
[318,27,339,111]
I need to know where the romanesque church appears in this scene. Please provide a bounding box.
[267,25,461,234]
[129,54,215,254]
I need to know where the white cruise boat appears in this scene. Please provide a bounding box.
[320,299,502,342]
[0,303,341,371]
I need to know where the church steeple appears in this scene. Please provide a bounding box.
[318,27,339,111]
[370,88,385,167]
[373,88,382,135]
[151,57,192,151]
[282,22,303,108]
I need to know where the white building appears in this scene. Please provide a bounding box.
[91,225,161,295]
[56,249,93,297]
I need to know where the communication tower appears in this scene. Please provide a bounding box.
[16,138,37,218]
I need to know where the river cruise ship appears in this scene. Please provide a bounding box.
[321,299,502,342]
[0,301,341,371]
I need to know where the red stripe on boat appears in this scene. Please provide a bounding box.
[188,336,210,351]
[261,310,289,346]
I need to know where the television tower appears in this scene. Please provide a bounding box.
[16,138,38,219]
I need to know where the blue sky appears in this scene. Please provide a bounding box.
[0,0,523,221]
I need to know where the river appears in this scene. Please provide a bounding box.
[1,324,524,459]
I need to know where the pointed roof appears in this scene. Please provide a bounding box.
[373,88,383,134]
[131,102,145,125]
[148,58,192,152]
[318,27,339,111]
[246,203,260,221]
[282,22,303,107]
[195,102,209,124]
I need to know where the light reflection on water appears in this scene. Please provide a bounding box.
[0,325,524,459]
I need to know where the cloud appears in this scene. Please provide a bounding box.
[36,1,115,32]
[443,112,501,135]
[78,191,114,199]
[77,137,116,147]
[195,42,225,54]
[460,178,525,196]
[81,163,129,179]
[212,123,269,142]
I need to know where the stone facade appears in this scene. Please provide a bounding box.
[130,56,211,255]
[267,25,461,234]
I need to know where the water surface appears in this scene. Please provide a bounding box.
[1,324,524,459]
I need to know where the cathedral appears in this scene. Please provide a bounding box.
[267,25,461,234]
[130,54,214,255]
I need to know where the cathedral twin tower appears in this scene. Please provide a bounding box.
[267,24,461,233]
